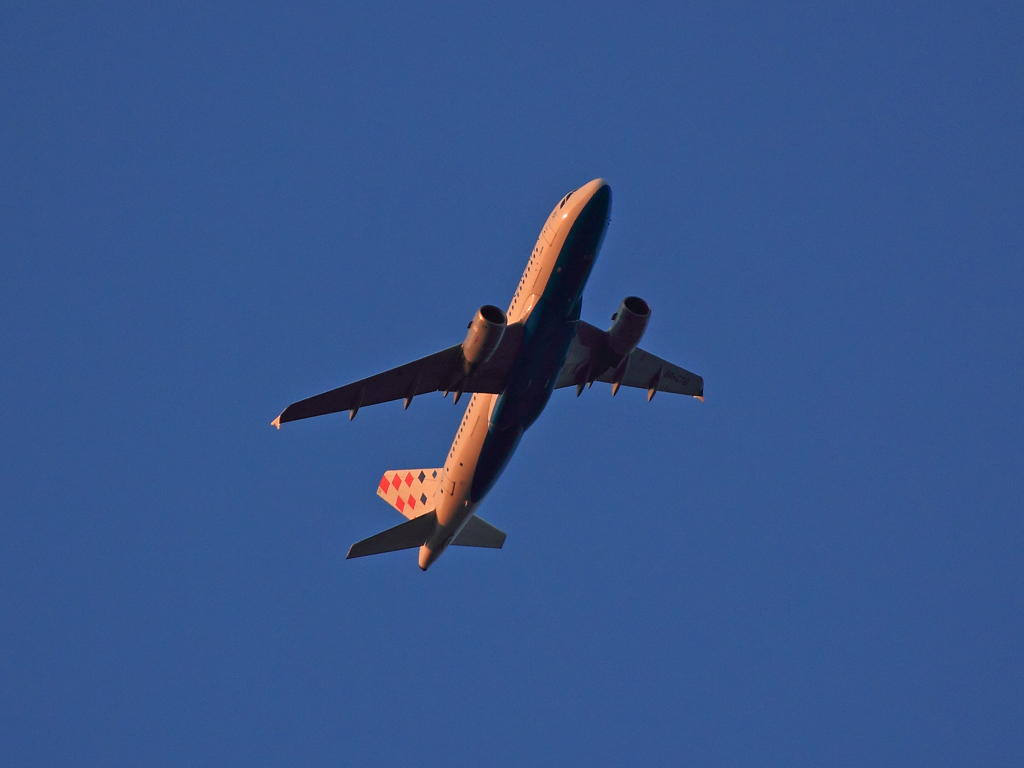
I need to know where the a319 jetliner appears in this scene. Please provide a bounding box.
[273,179,704,570]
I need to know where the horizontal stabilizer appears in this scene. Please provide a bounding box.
[451,515,507,549]
[347,512,437,559]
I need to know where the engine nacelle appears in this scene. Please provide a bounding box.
[606,296,651,357]
[462,304,507,372]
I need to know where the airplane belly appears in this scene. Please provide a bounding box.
[489,314,578,433]
[470,424,523,503]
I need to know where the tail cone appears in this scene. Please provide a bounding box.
[419,544,439,571]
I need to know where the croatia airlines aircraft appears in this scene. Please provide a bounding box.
[273,179,704,570]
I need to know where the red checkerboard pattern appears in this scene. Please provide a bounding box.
[375,467,441,519]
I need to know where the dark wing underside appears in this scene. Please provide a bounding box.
[555,321,704,398]
[274,323,523,426]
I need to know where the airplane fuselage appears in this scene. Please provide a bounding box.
[420,179,611,569]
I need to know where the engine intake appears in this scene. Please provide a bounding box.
[462,305,507,372]
[607,296,650,357]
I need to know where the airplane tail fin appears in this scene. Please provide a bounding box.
[377,468,443,519]
[347,512,437,559]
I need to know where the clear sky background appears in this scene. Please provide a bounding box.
[2,2,1022,766]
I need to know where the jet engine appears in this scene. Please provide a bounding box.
[462,304,507,372]
[606,296,650,357]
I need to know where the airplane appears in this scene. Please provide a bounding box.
[272,178,704,570]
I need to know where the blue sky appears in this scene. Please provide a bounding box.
[2,2,1022,765]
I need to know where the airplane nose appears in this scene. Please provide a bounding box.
[579,178,609,201]
[576,179,611,221]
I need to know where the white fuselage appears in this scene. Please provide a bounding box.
[419,178,610,569]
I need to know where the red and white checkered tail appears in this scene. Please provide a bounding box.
[376,468,443,519]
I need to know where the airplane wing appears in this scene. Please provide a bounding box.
[273,324,523,426]
[555,321,704,400]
